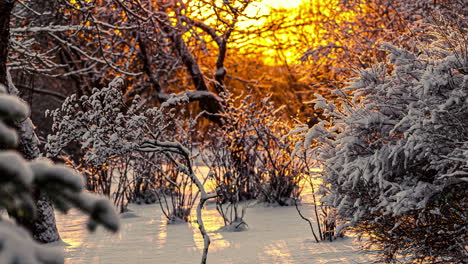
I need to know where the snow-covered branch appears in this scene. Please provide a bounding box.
[47,78,217,263]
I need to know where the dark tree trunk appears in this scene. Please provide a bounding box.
[0,0,15,85]
[170,32,208,92]
[0,0,60,243]
[214,40,228,94]
[171,33,224,120]
[10,113,61,243]
[156,14,223,120]
[9,191,60,243]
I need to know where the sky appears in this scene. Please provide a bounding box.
[245,0,304,16]
[262,0,304,9]
[239,0,304,29]
[232,0,307,65]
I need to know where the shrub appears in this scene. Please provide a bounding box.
[46,77,208,222]
[205,93,305,210]
[293,22,467,262]
[45,78,217,262]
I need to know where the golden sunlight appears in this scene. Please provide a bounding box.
[240,0,305,28]
[237,0,357,65]
[190,207,230,252]
[263,0,304,9]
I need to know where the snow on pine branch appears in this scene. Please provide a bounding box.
[0,221,63,264]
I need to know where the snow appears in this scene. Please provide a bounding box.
[11,25,94,33]
[0,151,34,185]
[53,189,372,264]
[31,160,84,192]
[0,94,29,121]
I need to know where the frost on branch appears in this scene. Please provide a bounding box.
[292,26,467,262]
[45,78,150,165]
[0,85,119,264]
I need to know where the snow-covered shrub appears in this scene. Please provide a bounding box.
[133,114,203,223]
[46,77,183,212]
[0,84,119,264]
[205,93,305,209]
[46,77,206,220]
[46,78,217,262]
[45,77,148,163]
[293,23,467,262]
[250,104,304,206]
[129,152,160,205]
[162,109,206,223]
[204,94,259,204]
[45,77,148,211]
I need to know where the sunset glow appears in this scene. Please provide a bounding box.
[236,0,358,65]
[241,0,305,28]
[263,0,305,9]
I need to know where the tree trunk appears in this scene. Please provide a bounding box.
[0,0,60,244]
[10,190,61,243]
[156,14,223,119]
[0,0,15,85]
[12,112,61,243]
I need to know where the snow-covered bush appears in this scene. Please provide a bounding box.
[46,78,205,219]
[0,84,119,264]
[45,78,217,262]
[46,77,147,164]
[293,23,467,262]
[204,93,305,210]
[290,154,339,242]
[202,140,248,230]
[204,94,259,204]
[45,77,147,212]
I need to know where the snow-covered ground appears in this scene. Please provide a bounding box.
[51,184,372,264]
